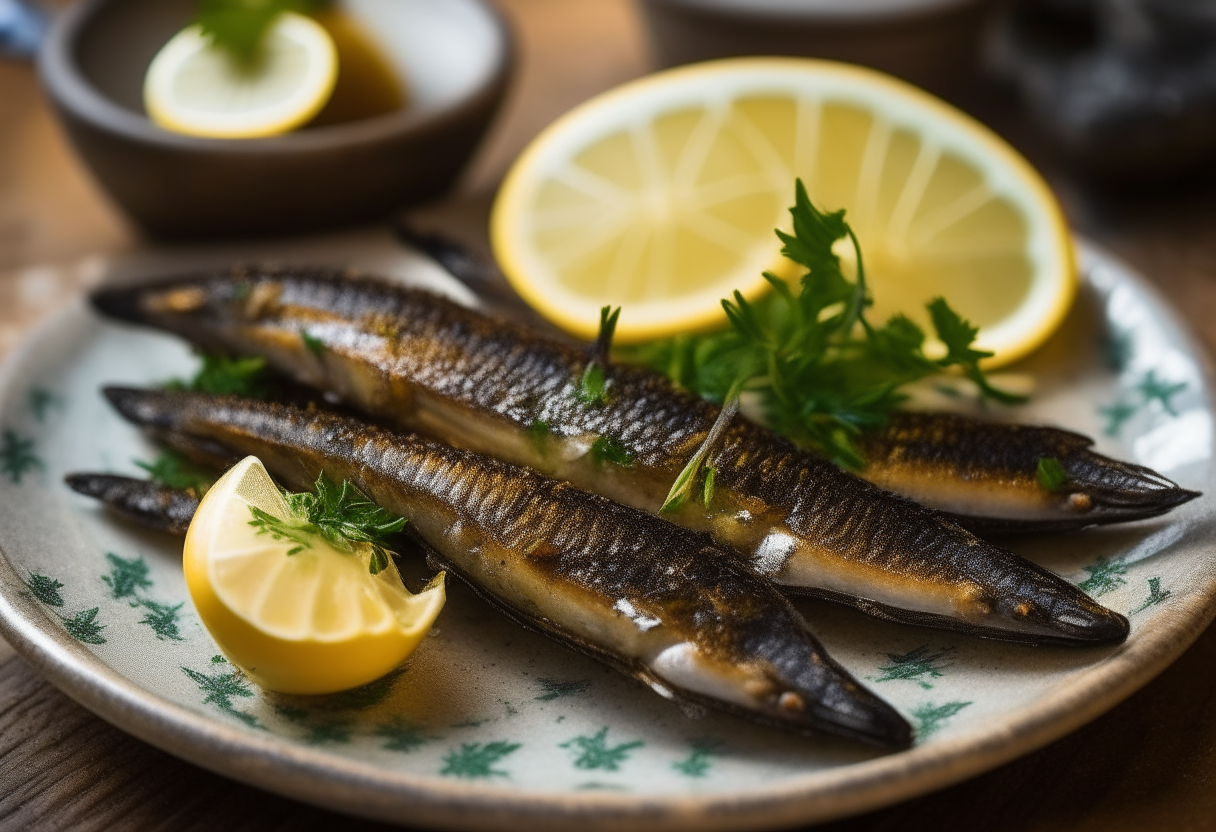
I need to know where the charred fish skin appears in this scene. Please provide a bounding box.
[65,473,200,536]
[92,272,1129,646]
[857,412,1201,536]
[104,387,912,749]
[390,230,1198,537]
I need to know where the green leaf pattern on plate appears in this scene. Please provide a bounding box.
[441,742,522,779]
[873,646,956,690]
[1,429,41,484]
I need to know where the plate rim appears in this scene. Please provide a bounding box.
[1,240,1214,831]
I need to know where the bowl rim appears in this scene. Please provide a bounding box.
[38,0,515,154]
[640,0,983,25]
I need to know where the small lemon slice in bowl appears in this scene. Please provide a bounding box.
[144,11,338,139]
[183,456,445,694]
[491,57,1075,365]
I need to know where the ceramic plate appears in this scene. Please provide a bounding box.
[1,237,1214,831]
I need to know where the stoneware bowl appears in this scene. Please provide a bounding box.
[638,0,994,100]
[39,0,513,240]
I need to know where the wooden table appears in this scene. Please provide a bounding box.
[3,1,1216,829]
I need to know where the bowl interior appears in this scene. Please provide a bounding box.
[73,0,505,121]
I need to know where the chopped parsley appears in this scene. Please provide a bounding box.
[135,450,215,494]
[1036,456,1069,492]
[166,352,270,399]
[248,473,407,574]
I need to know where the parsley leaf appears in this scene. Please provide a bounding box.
[301,330,326,358]
[575,306,620,406]
[576,363,607,405]
[1036,456,1069,492]
[622,178,1024,469]
[929,298,1025,405]
[589,436,633,468]
[248,472,407,574]
[166,352,270,399]
[195,0,322,65]
[135,450,215,494]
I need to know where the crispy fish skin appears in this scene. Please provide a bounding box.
[65,473,200,535]
[92,271,1130,646]
[393,229,1197,535]
[857,412,1200,535]
[104,387,912,748]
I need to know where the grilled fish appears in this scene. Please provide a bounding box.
[401,227,1198,535]
[103,386,913,748]
[92,271,1130,646]
[857,412,1200,536]
[65,473,200,535]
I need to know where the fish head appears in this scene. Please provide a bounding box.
[90,270,269,346]
[647,627,913,749]
[962,565,1131,646]
[756,649,915,749]
[1054,451,1200,525]
[89,268,362,371]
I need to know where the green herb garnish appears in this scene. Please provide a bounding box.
[301,330,326,359]
[1036,456,1069,492]
[527,419,551,451]
[136,450,215,494]
[166,352,269,399]
[576,364,607,406]
[626,179,1024,469]
[575,306,620,406]
[247,473,407,574]
[660,389,739,513]
[589,435,633,468]
[701,465,716,510]
[195,0,322,65]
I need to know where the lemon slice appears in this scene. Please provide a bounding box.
[144,12,338,139]
[183,456,444,694]
[491,58,1075,365]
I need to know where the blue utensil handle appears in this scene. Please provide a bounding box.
[0,0,48,60]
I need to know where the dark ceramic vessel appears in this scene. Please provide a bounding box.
[638,0,993,101]
[39,0,512,240]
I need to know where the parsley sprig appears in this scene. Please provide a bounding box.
[136,450,215,494]
[166,352,270,399]
[575,306,620,406]
[248,473,407,574]
[195,0,323,65]
[628,179,1024,475]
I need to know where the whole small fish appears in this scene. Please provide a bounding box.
[93,271,1130,646]
[104,386,913,748]
[856,412,1199,536]
[65,473,200,535]
[401,227,1198,535]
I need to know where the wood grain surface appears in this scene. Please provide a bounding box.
[4,1,1216,830]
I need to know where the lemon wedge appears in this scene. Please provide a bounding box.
[491,58,1075,366]
[144,12,338,139]
[183,456,444,694]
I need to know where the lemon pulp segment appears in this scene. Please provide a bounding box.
[183,456,444,694]
[491,58,1075,365]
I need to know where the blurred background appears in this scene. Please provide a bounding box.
[5,1,1216,263]
[3,0,1216,293]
